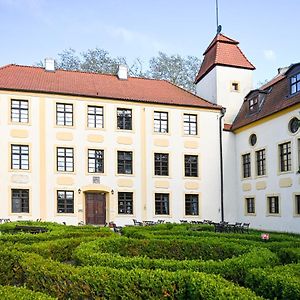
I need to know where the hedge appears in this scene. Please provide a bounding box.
[0,285,54,300]
[0,250,262,299]
[244,263,300,300]
[277,247,300,264]
[76,236,250,261]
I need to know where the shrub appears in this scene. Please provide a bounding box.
[245,263,300,300]
[0,285,54,300]
[277,247,300,264]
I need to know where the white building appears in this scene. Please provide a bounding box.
[0,33,299,232]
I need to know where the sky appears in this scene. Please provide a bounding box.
[0,0,298,86]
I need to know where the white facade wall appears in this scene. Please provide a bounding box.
[1,91,222,226]
[235,108,300,233]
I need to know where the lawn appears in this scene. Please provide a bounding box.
[0,221,299,299]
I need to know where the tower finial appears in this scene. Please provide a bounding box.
[216,0,222,34]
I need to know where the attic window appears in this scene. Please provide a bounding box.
[231,82,240,92]
[249,97,258,113]
[290,73,300,95]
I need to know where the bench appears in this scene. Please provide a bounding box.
[15,225,48,234]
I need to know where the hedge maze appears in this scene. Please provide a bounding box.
[0,222,299,299]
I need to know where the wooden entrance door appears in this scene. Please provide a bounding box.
[85,193,106,225]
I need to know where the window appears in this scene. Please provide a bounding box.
[11,145,29,170]
[57,190,74,213]
[154,111,168,133]
[56,103,73,126]
[11,99,28,123]
[249,97,258,113]
[290,73,300,95]
[268,196,279,214]
[88,105,103,128]
[155,193,169,215]
[245,197,255,214]
[57,147,74,172]
[231,82,239,91]
[184,114,197,135]
[185,194,199,215]
[256,149,266,176]
[154,153,169,176]
[11,189,29,213]
[295,195,300,215]
[118,192,133,214]
[288,117,300,134]
[117,108,132,130]
[184,155,198,177]
[88,149,104,173]
[117,151,133,174]
[298,139,300,172]
[279,142,291,172]
[242,153,251,178]
[249,134,257,146]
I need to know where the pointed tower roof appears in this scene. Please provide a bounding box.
[194,33,255,83]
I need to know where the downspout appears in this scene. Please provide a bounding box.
[219,107,226,222]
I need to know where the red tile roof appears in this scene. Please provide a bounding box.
[232,67,300,131]
[0,64,221,110]
[195,34,255,83]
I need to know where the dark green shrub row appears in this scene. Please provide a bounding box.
[74,242,278,284]
[278,247,300,264]
[245,263,300,300]
[0,285,54,300]
[75,236,251,260]
[0,250,262,299]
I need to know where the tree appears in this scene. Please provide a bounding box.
[37,48,201,93]
[147,52,201,93]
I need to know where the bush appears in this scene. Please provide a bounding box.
[0,250,261,299]
[278,247,300,264]
[245,263,300,300]
[0,285,54,300]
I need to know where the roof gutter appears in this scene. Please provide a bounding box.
[219,107,226,222]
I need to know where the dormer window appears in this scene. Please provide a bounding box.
[290,73,300,95]
[249,97,258,112]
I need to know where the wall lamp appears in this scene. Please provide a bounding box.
[111,189,114,195]
[78,188,81,194]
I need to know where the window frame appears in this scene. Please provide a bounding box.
[11,99,29,123]
[87,105,104,128]
[118,192,133,215]
[267,196,280,215]
[185,194,199,216]
[256,149,266,176]
[154,111,168,133]
[88,149,104,173]
[242,153,251,178]
[183,114,197,135]
[279,142,292,172]
[295,194,300,216]
[11,189,29,213]
[245,197,255,215]
[290,73,300,95]
[11,144,29,170]
[56,103,73,126]
[117,108,132,130]
[184,155,198,177]
[57,190,74,214]
[154,153,169,176]
[117,151,133,175]
[249,97,258,113]
[155,193,170,215]
[57,147,74,172]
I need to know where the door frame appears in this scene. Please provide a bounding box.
[85,192,106,225]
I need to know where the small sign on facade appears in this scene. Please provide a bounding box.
[93,176,100,184]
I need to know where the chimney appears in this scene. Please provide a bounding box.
[44,58,55,72]
[117,64,128,80]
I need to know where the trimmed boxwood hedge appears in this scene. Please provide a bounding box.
[245,263,300,300]
[0,250,262,299]
[0,285,54,300]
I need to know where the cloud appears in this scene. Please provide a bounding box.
[263,50,276,61]
[104,25,166,52]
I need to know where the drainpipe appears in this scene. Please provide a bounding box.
[219,107,226,222]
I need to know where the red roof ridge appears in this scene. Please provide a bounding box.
[164,79,222,108]
[204,33,239,55]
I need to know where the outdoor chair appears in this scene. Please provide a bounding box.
[132,219,143,226]
[157,219,165,224]
[242,223,250,233]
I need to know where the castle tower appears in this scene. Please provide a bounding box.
[195,33,255,124]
